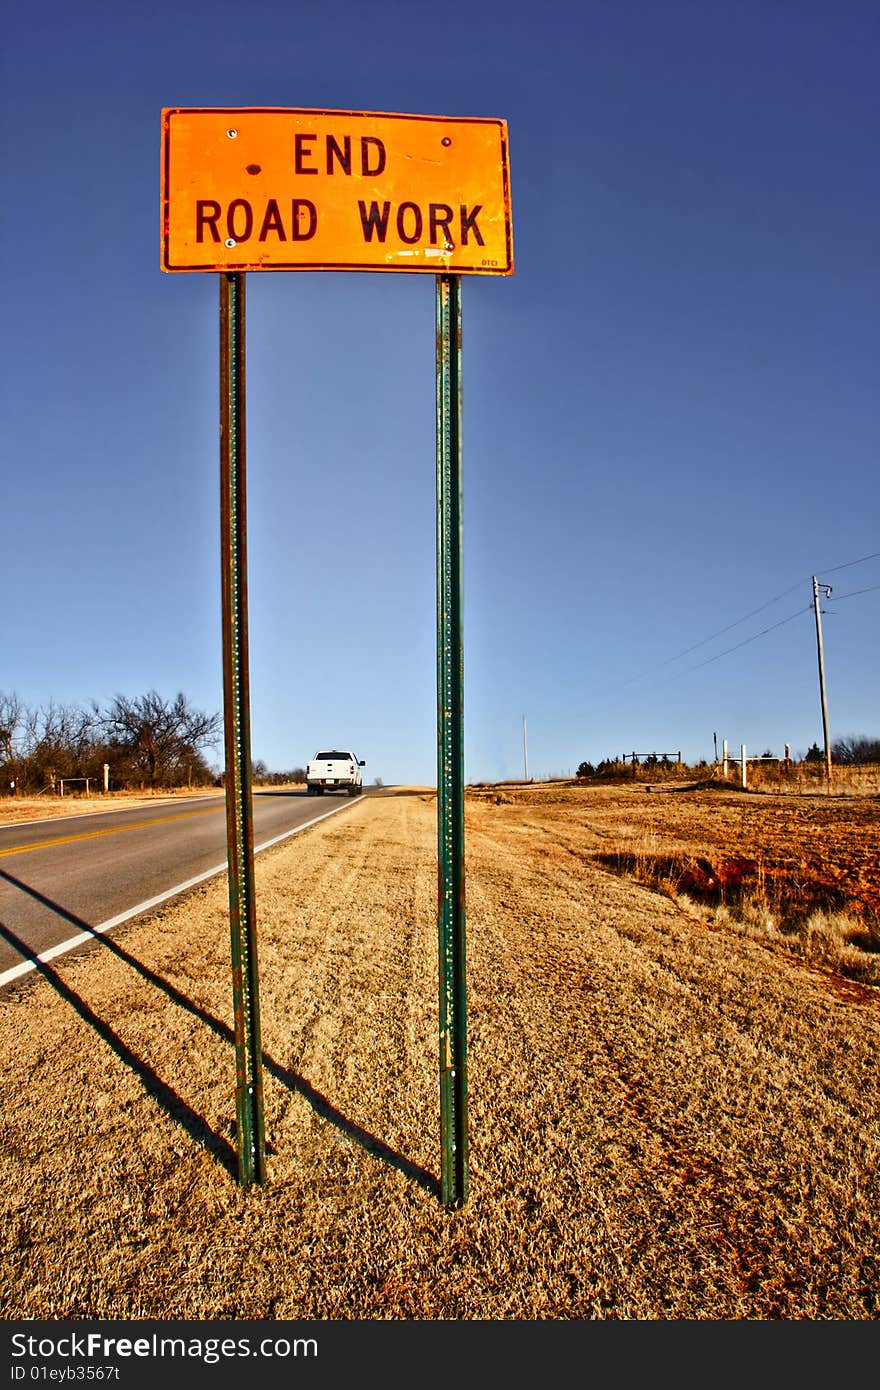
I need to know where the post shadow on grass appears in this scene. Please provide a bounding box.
[0,869,438,1197]
[0,914,238,1177]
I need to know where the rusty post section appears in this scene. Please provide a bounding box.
[219,271,266,1187]
[435,272,468,1208]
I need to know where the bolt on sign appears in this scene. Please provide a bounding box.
[161,107,513,276]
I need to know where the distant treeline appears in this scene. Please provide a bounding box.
[577,736,880,779]
[252,762,307,786]
[828,736,880,765]
[0,689,220,793]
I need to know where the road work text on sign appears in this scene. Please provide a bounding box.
[161,108,513,275]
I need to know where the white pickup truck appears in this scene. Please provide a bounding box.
[305,749,366,797]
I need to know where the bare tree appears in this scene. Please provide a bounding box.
[30,700,96,787]
[0,692,96,791]
[832,735,880,766]
[94,691,221,788]
[0,691,25,789]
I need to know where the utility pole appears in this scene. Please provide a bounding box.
[812,575,833,790]
[522,716,529,782]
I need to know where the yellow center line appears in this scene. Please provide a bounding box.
[0,804,225,859]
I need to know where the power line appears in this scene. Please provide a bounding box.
[661,605,812,683]
[600,542,873,695]
[661,577,878,692]
[648,575,878,692]
[616,580,805,688]
[820,550,880,577]
[826,583,880,603]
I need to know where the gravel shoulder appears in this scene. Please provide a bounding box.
[1,784,877,1319]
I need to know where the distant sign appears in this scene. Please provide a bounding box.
[161,107,513,276]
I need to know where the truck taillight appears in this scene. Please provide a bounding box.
[349,764,354,773]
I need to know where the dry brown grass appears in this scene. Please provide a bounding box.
[1,783,878,1319]
[0,788,221,826]
[600,839,880,986]
[744,761,880,795]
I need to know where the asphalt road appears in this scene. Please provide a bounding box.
[0,789,367,989]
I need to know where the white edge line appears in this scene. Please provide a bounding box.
[0,794,363,989]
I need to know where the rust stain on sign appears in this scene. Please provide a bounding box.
[162,107,513,276]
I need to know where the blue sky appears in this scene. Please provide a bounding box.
[3,0,878,786]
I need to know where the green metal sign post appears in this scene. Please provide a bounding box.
[219,270,266,1188]
[435,273,468,1208]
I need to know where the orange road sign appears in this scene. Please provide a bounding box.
[161,107,513,275]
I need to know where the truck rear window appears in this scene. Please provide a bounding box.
[315,751,350,761]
